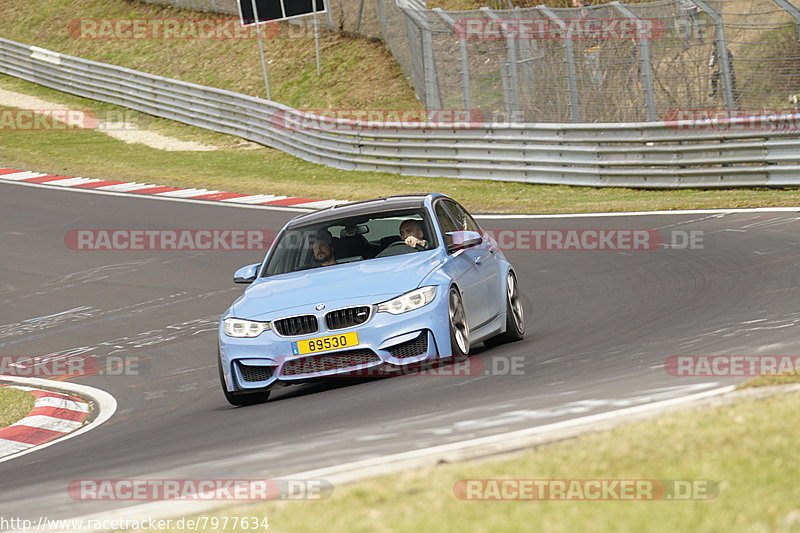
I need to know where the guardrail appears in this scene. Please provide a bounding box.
[2,37,800,188]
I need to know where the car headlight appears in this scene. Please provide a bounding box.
[377,286,437,314]
[223,318,271,337]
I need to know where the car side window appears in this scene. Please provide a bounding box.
[435,202,459,235]
[442,201,481,233]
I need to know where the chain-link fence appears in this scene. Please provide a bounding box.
[138,0,800,122]
[398,0,800,122]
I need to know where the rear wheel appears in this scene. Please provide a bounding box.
[218,358,271,406]
[448,287,470,356]
[484,271,524,347]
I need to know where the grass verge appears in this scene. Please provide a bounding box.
[739,374,800,389]
[3,75,800,214]
[0,386,34,428]
[0,0,419,111]
[166,388,800,533]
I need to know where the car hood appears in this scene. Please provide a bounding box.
[231,251,443,320]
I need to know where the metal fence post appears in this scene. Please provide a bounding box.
[355,0,365,32]
[539,5,580,122]
[401,4,442,110]
[420,24,443,111]
[433,8,472,110]
[611,2,657,121]
[771,0,800,40]
[377,0,388,39]
[692,0,736,112]
[326,0,335,30]
[403,12,425,102]
[249,0,272,100]
[482,7,522,122]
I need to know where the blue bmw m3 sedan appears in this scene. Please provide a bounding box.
[218,193,524,405]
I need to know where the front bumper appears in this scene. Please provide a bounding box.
[218,289,454,393]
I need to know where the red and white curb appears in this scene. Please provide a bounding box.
[0,168,344,210]
[0,385,89,457]
[0,377,117,463]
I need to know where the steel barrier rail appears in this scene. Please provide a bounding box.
[2,37,800,188]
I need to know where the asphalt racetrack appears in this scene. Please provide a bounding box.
[1,180,799,521]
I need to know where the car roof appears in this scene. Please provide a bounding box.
[287,194,445,228]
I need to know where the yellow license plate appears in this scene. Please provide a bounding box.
[292,332,359,355]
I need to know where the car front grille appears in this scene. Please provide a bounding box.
[237,362,276,382]
[387,333,428,358]
[325,306,371,330]
[281,349,380,377]
[273,315,319,336]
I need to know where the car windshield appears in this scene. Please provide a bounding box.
[263,209,437,276]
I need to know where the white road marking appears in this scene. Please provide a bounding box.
[475,207,800,219]
[22,306,92,323]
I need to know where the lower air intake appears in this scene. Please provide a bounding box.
[237,362,276,382]
[387,333,428,358]
[281,349,380,376]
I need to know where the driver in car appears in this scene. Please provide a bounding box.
[312,231,336,266]
[399,219,429,250]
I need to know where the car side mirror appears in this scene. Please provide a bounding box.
[233,263,260,284]
[446,230,482,252]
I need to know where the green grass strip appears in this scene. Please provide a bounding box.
[0,387,35,428]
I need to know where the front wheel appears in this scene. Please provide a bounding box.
[219,358,271,406]
[448,287,470,356]
[484,271,524,347]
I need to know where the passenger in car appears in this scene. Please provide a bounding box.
[399,219,429,250]
[312,231,336,266]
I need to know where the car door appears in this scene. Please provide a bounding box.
[434,199,496,331]
[443,200,502,325]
